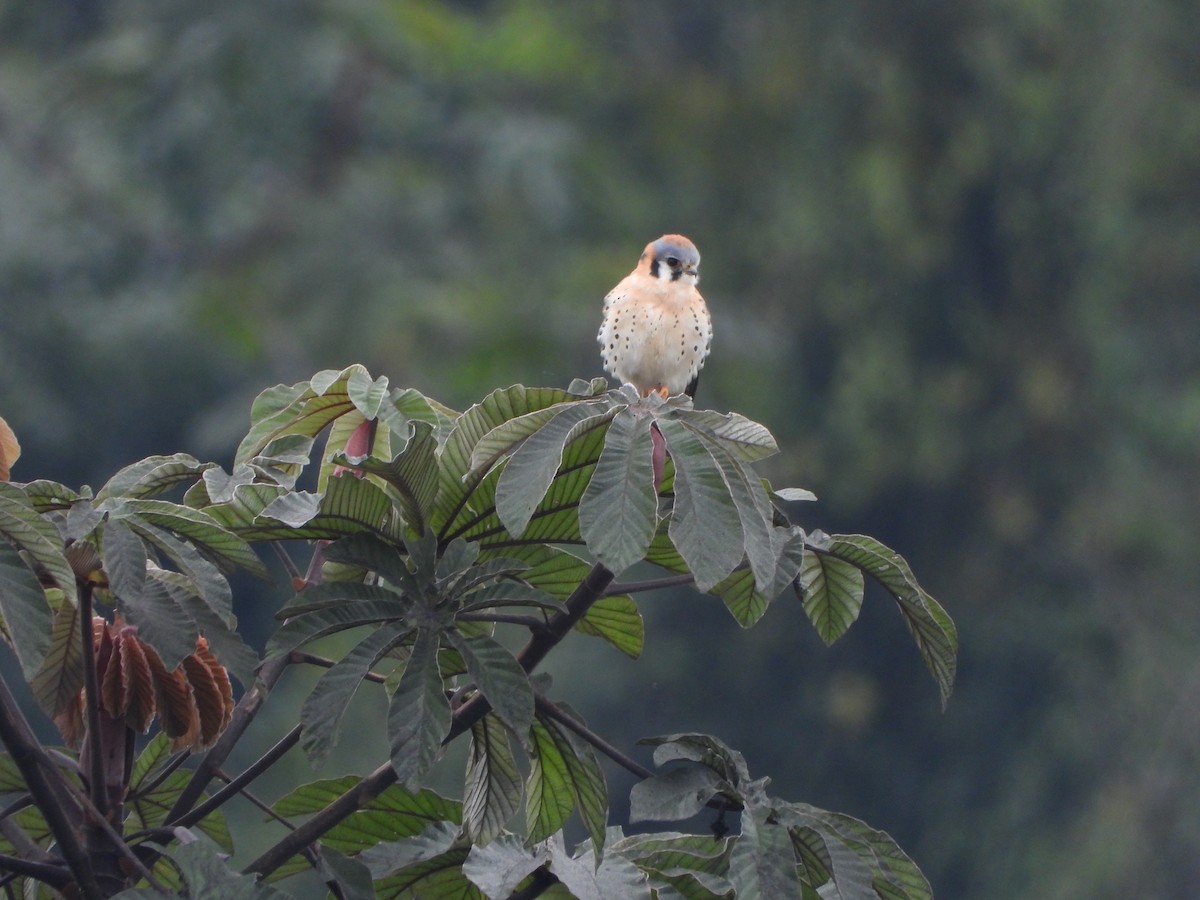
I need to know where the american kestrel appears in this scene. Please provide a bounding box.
[598,234,713,398]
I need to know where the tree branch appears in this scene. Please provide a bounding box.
[0,852,71,888]
[77,584,106,817]
[0,671,103,899]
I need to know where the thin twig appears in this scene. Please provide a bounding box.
[270,541,304,585]
[168,725,302,830]
[290,651,387,683]
[534,694,654,780]
[455,612,548,629]
[604,572,696,596]
[211,769,296,829]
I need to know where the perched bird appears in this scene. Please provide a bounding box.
[598,234,712,399]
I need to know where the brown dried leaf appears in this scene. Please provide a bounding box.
[194,638,234,731]
[182,654,224,749]
[0,417,19,481]
[147,651,199,751]
[117,631,157,734]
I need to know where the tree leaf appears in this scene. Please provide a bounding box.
[358,820,460,878]
[30,601,84,719]
[574,594,643,659]
[267,599,409,659]
[300,623,412,765]
[547,833,652,900]
[235,367,365,465]
[493,402,614,538]
[685,423,776,592]
[112,499,268,579]
[463,835,549,900]
[674,409,778,463]
[0,489,75,593]
[808,533,957,708]
[534,703,608,856]
[656,418,745,591]
[272,775,461,854]
[463,714,522,844]
[445,630,534,737]
[0,415,19,481]
[93,454,216,503]
[578,408,658,576]
[525,718,577,843]
[796,548,865,645]
[629,766,726,824]
[434,384,582,540]
[388,626,451,790]
[727,807,803,899]
[0,540,52,678]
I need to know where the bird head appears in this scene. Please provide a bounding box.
[641,234,700,286]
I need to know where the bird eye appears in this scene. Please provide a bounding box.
[666,257,680,268]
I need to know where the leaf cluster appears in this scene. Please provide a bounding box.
[0,366,955,898]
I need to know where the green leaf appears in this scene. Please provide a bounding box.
[372,844,481,900]
[30,601,84,718]
[796,548,865,645]
[686,423,776,592]
[272,775,461,854]
[674,409,779,463]
[779,805,931,900]
[640,733,751,787]
[300,624,412,765]
[154,833,286,899]
[578,408,658,576]
[358,820,459,877]
[0,490,75,593]
[95,454,215,502]
[267,598,409,659]
[463,714,523,844]
[147,566,259,688]
[434,384,581,539]
[122,518,234,624]
[613,832,735,900]
[547,833,652,900]
[533,704,608,856]
[525,718,578,843]
[656,418,745,591]
[808,533,957,708]
[235,367,367,465]
[629,766,726,824]
[17,480,86,513]
[445,630,534,737]
[463,836,549,899]
[111,499,268,578]
[388,626,451,789]
[727,807,803,899]
[494,402,615,538]
[575,594,644,659]
[0,540,52,678]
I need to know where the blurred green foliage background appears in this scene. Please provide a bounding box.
[2,1,1198,896]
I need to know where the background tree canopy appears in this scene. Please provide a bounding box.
[2,1,1197,896]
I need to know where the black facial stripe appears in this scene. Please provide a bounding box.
[649,259,660,279]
